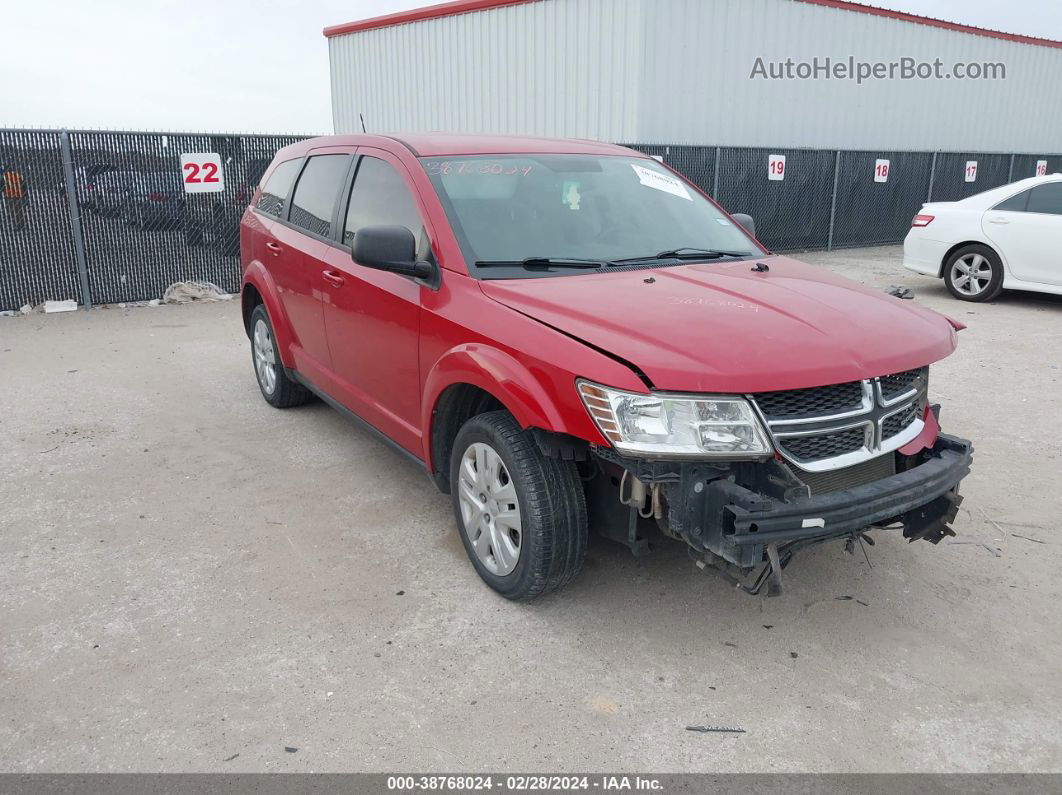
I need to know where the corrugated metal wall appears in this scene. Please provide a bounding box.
[329,0,644,141]
[328,0,1062,153]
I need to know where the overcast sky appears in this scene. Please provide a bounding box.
[2,0,1058,134]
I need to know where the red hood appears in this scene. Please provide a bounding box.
[479,255,958,393]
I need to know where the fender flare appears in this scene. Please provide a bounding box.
[242,261,297,369]
[420,344,571,470]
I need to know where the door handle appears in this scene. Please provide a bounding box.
[322,270,346,288]
[987,216,1010,224]
[265,241,282,256]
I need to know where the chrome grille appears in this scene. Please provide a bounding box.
[880,367,928,403]
[752,381,864,420]
[882,402,919,440]
[781,427,866,461]
[750,367,928,472]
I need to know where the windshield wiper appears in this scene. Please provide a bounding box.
[475,257,616,270]
[615,247,755,263]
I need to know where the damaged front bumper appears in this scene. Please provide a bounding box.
[681,434,973,572]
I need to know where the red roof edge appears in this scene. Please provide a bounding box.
[323,0,1062,49]
[797,0,1062,50]
[324,0,538,38]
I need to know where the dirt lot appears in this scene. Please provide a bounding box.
[2,245,1060,773]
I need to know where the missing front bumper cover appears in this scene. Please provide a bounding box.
[682,433,972,571]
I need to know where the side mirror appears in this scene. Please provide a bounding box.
[732,213,756,239]
[351,225,434,280]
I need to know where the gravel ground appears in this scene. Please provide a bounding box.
[1,245,1060,773]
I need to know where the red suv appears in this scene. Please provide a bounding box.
[239,134,973,600]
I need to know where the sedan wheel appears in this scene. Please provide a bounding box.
[943,244,1003,302]
[457,441,522,576]
[950,253,992,297]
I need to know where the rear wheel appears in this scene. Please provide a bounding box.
[943,244,1003,302]
[249,304,310,408]
[450,411,587,601]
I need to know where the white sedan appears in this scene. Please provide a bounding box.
[904,174,1062,301]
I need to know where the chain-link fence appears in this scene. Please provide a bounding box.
[1,128,1059,311]
[628,144,1060,253]
[1,129,306,311]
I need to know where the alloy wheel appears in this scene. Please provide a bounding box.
[950,253,993,297]
[253,318,277,395]
[457,442,522,576]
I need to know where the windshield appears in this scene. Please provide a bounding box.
[420,154,763,277]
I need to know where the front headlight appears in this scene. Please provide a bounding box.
[577,380,773,458]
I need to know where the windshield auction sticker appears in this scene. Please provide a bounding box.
[630,164,691,200]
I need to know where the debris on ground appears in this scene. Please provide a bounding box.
[835,595,869,606]
[162,281,235,304]
[885,285,914,299]
[222,753,239,762]
[686,725,746,734]
[946,541,1002,557]
[43,299,78,313]
[1012,534,1047,545]
[284,746,298,753]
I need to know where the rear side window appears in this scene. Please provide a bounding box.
[288,154,351,237]
[256,158,302,218]
[343,156,424,247]
[993,189,1030,212]
[1026,182,1062,215]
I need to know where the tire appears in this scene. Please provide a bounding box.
[249,304,310,408]
[450,411,587,601]
[943,244,1004,302]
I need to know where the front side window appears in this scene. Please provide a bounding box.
[256,158,302,218]
[420,154,763,278]
[289,154,351,237]
[1026,182,1062,215]
[343,156,425,248]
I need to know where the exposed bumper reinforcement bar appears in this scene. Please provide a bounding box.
[703,434,972,569]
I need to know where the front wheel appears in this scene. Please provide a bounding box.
[943,244,1003,302]
[450,411,587,601]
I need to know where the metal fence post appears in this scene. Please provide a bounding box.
[1007,153,1015,183]
[59,130,93,309]
[926,151,938,203]
[826,150,841,251]
[712,146,721,198]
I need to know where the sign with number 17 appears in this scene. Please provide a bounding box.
[181,152,225,193]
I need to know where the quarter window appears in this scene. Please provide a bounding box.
[343,156,425,249]
[256,158,302,218]
[289,154,351,237]
[993,189,1030,212]
[1026,182,1062,215]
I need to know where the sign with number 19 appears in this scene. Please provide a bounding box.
[768,154,786,181]
[181,152,225,193]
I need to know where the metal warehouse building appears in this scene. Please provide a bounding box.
[325,0,1062,152]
